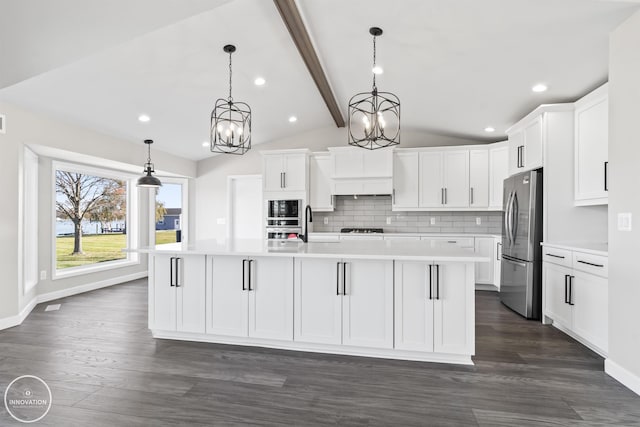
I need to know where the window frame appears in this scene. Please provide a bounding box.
[51,160,140,280]
[149,176,189,246]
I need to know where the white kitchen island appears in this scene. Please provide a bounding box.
[133,239,488,365]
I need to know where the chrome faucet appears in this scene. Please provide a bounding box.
[301,205,313,243]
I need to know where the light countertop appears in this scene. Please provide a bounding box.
[541,241,608,256]
[130,239,489,262]
[310,232,502,239]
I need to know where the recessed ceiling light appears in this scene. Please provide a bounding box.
[202,141,209,147]
[254,77,266,86]
[372,65,384,75]
[532,84,548,93]
[288,116,297,123]
[484,126,495,133]
[138,114,150,122]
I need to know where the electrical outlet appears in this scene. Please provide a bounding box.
[216,217,226,225]
[430,217,436,225]
[618,213,632,231]
[323,217,329,225]
[476,217,482,225]
[40,270,47,280]
[386,217,392,225]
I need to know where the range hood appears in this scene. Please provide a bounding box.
[328,147,393,196]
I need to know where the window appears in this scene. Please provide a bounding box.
[53,161,138,277]
[154,180,186,245]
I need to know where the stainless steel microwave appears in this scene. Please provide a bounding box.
[266,199,302,240]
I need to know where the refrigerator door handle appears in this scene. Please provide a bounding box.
[505,191,515,246]
[510,192,519,245]
[502,255,527,268]
[504,191,511,245]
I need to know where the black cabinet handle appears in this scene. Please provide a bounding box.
[170,257,175,287]
[564,274,569,304]
[470,187,474,205]
[175,258,181,287]
[336,262,341,295]
[435,264,440,300]
[577,260,604,268]
[546,253,565,259]
[428,264,433,300]
[242,259,247,291]
[248,260,254,291]
[568,276,575,306]
[342,262,347,296]
[604,161,608,191]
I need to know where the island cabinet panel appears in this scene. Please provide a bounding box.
[395,261,474,355]
[207,256,294,341]
[151,254,206,333]
[207,255,249,337]
[341,260,394,349]
[543,262,573,329]
[248,257,294,341]
[294,258,393,349]
[294,258,342,345]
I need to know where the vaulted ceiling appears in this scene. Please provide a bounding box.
[0,0,637,161]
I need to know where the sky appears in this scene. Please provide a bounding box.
[156,183,182,208]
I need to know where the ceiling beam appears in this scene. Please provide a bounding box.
[273,0,345,128]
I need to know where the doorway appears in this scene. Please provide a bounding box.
[228,175,263,240]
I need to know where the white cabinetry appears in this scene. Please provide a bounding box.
[151,254,206,333]
[469,149,489,208]
[419,149,469,208]
[329,147,392,195]
[488,142,508,209]
[508,115,543,174]
[392,151,419,209]
[394,261,474,355]
[574,83,608,206]
[542,245,608,355]
[309,152,334,211]
[207,256,293,341]
[294,258,393,349]
[262,150,308,195]
[474,237,495,285]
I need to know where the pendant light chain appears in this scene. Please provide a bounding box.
[146,143,152,164]
[228,50,233,102]
[372,34,377,91]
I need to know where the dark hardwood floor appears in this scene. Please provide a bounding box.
[0,280,638,426]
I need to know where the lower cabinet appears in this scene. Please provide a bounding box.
[394,261,474,355]
[207,255,294,341]
[151,254,206,333]
[294,258,394,349]
[474,237,495,285]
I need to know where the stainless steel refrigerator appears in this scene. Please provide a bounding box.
[500,169,543,319]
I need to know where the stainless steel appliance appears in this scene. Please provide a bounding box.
[266,199,302,241]
[500,169,543,319]
[340,228,384,234]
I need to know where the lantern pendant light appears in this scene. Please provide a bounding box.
[348,27,400,150]
[211,44,252,155]
[137,139,162,188]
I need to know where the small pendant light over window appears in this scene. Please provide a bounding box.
[137,139,162,188]
[211,44,252,155]
[348,27,400,150]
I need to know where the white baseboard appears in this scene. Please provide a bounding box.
[475,284,498,292]
[605,359,640,397]
[0,271,147,331]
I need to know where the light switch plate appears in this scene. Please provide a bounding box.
[476,217,482,225]
[323,217,328,225]
[216,217,226,225]
[618,213,632,231]
[430,218,436,225]
[386,217,391,225]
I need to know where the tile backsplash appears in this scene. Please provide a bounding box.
[313,195,503,234]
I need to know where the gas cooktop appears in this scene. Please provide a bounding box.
[340,228,384,234]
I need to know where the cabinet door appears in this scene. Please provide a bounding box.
[208,256,248,337]
[442,150,470,207]
[494,239,502,290]
[489,144,509,209]
[294,258,342,345]
[283,154,307,191]
[393,151,419,209]
[543,262,573,329]
[342,259,394,348]
[394,261,434,352]
[263,155,284,192]
[575,95,608,204]
[469,149,489,208]
[176,256,206,333]
[433,262,474,355]
[508,131,524,175]
[151,254,177,331]
[524,116,543,170]
[419,151,443,207]
[474,238,494,285]
[248,257,294,341]
[309,154,334,211]
[572,271,608,353]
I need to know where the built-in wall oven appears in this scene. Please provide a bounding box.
[266,199,302,241]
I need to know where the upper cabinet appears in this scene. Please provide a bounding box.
[469,149,489,208]
[488,142,509,209]
[508,115,543,175]
[328,147,393,195]
[419,149,469,208]
[309,152,334,211]
[262,149,308,196]
[574,83,608,206]
[392,151,419,209]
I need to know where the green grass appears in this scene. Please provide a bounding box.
[156,230,178,245]
[56,234,127,269]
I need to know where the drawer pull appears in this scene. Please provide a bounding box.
[577,260,604,268]
[447,241,456,244]
[546,253,565,259]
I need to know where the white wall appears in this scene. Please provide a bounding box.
[195,126,485,240]
[607,10,640,392]
[0,101,196,322]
